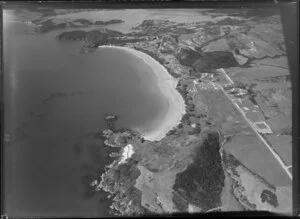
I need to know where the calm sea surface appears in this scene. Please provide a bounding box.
[3,13,166,217]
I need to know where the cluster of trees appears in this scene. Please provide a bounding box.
[176,85,189,101]
[247,85,259,106]
[166,129,177,136]
[260,189,279,208]
[175,80,207,135]
[165,122,184,137]
[175,47,200,66]
[176,83,200,128]
[186,103,195,112]
[192,51,238,73]
[173,132,225,211]
[223,151,241,170]
[181,114,191,126]
[177,123,183,129]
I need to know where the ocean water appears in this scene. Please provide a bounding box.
[3,13,166,217]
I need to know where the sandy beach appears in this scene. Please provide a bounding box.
[98,45,186,141]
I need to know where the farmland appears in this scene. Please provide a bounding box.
[265,135,292,166]
[223,134,291,187]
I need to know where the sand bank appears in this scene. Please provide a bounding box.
[98,45,186,141]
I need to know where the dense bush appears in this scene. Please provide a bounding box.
[173,132,225,211]
[192,51,238,73]
[260,189,278,208]
[175,48,200,66]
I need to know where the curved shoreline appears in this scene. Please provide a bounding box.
[98,45,186,141]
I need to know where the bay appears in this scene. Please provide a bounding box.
[3,13,166,217]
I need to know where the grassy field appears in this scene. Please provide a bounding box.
[194,86,250,136]
[245,111,265,123]
[265,135,292,166]
[266,115,291,134]
[235,165,277,210]
[223,151,292,213]
[252,57,288,69]
[134,166,178,213]
[224,134,291,187]
[193,85,292,196]
[235,165,292,213]
[226,65,290,85]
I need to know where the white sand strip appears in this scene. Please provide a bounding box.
[98,45,186,141]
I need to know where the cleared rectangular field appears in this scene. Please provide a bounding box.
[265,135,292,166]
[266,114,291,134]
[245,111,265,123]
[256,123,268,129]
[226,65,290,84]
[195,86,291,188]
[195,87,250,135]
[224,134,292,187]
[240,99,255,109]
